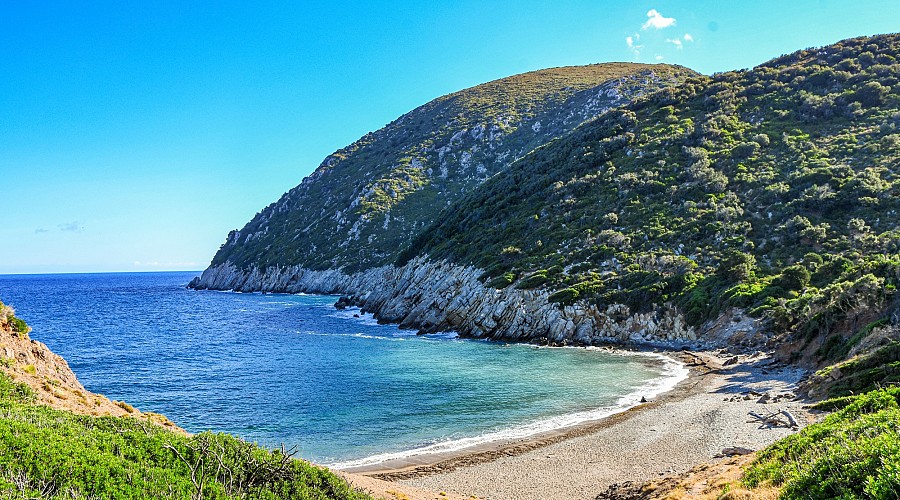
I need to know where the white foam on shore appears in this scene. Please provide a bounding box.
[328,351,689,470]
[328,307,389,328]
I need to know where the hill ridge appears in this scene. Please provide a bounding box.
[205,62,697,273]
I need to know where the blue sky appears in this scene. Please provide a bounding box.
[2,1,897,274]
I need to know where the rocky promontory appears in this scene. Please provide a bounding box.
[190,256,726,347]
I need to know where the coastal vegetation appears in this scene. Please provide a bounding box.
[402,33,899,368]
[192,33,900,498]
[208,63,696,273]
[745,387,900,498]
[0,301,30,339]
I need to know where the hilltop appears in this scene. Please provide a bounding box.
[194,35,898,385]
[204,63,696,273]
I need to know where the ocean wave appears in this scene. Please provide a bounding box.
[298,330,406,342]
[328,352,688,470]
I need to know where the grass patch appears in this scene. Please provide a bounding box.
[813,342,900,399]
[745,387,900,498]
[114,400,135,413]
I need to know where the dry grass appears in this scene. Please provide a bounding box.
[600,455,782,500]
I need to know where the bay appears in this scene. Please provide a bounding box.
[0,271,685,467]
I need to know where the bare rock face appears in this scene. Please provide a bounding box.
[190,256,702,347]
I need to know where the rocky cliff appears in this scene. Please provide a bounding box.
[195,34,899,364]
[191,257,708,346]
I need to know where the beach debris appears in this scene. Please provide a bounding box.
[747,409,800,429]
[781,409,800,428]
[724,390,797,404]
[715,446,755,458]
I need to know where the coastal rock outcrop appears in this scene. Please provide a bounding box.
[189,256,699,346]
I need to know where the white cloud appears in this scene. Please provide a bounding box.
[655,55,665,61]
[666,38,683,49]
[642,9,676,30]
[684,33,694,42]
[626,33,643,57]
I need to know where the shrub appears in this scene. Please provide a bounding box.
[516,270,549,289]
[486,272,516,289]
[548,288,579,306]
[717,250,757,283]
[744,388,900,499]
[115,400,136,413]
[774,265,811,291]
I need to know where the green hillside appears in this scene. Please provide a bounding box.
[403,34,900,366]
[209,63,696,272]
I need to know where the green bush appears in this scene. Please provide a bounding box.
[515,270,549,289]
[0,373,35,403]
[10,317,29,338]
[745,388,900,499]
[548,288,579,306]
[486,272,516,289]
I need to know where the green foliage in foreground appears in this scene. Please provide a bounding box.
[0,372,369,500]
[745,387,900,499]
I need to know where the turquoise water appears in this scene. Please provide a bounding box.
[0,271,686,467]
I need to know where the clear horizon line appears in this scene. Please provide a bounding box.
[0,269,204,276]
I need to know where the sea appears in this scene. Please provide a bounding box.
[0,271,687,468]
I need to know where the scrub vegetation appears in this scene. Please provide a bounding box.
[209,63,696,272]
[405,33,900,369]
[745,387,900,499]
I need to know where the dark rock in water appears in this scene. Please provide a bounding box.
[353,314,360,318]
[640,396,648,403]
[334,296,353,310]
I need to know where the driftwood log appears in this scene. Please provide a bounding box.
[747,408,800,429]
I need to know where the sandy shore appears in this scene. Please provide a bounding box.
[345,351,815,500]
